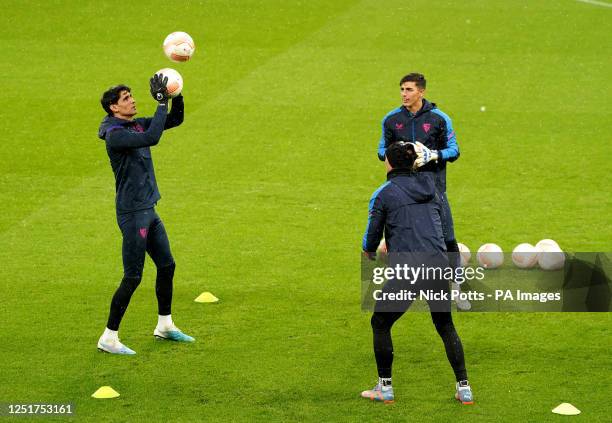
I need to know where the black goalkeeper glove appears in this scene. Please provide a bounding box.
[149,74,169,104]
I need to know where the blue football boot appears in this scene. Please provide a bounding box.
[154,325,195,342]
[97,338,136,355]
[360,383,395,404]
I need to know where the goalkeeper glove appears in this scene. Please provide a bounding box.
[149,74,169,104]
[413,141,439,168]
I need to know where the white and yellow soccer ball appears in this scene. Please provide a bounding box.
[155,68,183,98]
[511,243,538,269]
[163,31,195,62]
[458,242,471,267]
[477,243,504,269]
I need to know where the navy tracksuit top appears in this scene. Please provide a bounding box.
[377,99,459,193]
[97,96,184,215]
[362,169,446,254]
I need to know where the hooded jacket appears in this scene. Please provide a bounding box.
[362,169,446,254]
[97,96,183,214]
[377,99,459,193]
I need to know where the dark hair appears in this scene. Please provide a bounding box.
[386,142,417,169]
[101,84,131,115]
[399,73,426,89]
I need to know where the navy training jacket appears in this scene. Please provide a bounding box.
[377,99,459,193]
[97,96,184,215]
[362,169,446,254]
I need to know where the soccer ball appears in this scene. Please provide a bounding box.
[535,239,560,252]
[155,68,183,98]
[511,243,538,269]
[163,32,195,62]
[535,238,564,270]
[477,243,504,269]
[538,247,565,270]
[457,242,471,267]
[536,240,565,270]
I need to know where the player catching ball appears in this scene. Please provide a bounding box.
[96,74,193,355]
[377,72,470,311]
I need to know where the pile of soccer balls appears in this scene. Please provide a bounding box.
[460,239,565,270]
[376,238,565,271]
[155,32,196,97]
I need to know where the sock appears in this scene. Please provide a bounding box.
[157,314,173,329]
[102,328,118,342]
[379,377,392,388]
[458,380,470,387]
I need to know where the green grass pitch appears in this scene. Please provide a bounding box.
[1,0,611,421]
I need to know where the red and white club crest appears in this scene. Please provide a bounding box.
[423,123,431,133]
[139,228,148,239]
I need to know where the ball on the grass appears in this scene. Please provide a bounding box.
[535,239,560,252]
[477,243,504,269]
[535,239,565,270]
[512,243,538,269]
[538,249,565,270]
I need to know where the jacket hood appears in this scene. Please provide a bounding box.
[386,169,436,204]
[98,115,129,140]
[416,99,435,116]
[400,99,436,116]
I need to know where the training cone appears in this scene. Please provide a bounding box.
[91,386,120,399]
[195,292,219,303]
[552,403,581,415]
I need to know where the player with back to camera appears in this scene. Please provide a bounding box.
[361,142,473,404]
[96,74,194,355]
[377,73,470,311]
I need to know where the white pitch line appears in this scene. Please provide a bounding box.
[575,0,612,8]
